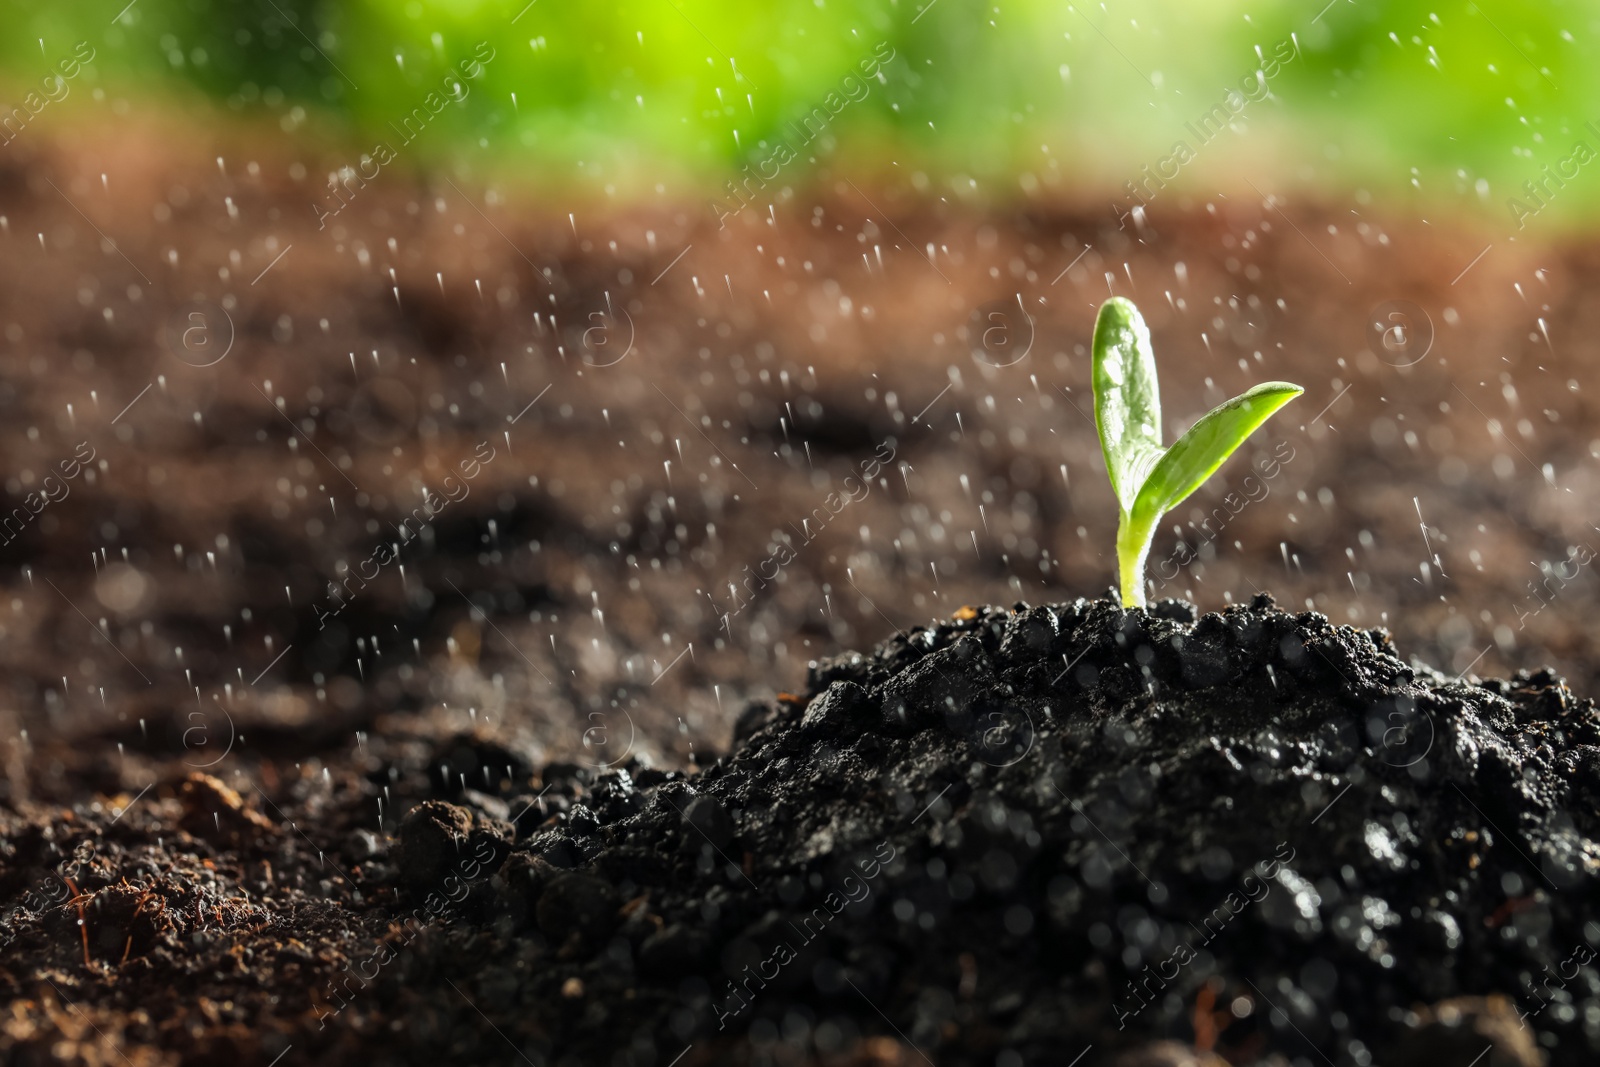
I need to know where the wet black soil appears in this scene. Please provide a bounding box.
[7,594,1597,1066]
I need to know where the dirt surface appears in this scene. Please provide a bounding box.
[6,594,1600,1067]
[3,112,1600,1064]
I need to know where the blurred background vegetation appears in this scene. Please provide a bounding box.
[1,0,1597,230]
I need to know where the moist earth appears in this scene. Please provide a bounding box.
[4,594,1597,1066]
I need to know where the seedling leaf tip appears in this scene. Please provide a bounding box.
[1092,297,1302,608]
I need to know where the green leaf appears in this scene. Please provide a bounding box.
[1130,381,1304,525]
[1092,297,1164,514]
[1090,297,1302,607]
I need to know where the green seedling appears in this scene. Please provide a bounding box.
[1092,297,1302,608]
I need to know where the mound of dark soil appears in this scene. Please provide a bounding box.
[7,594,1599,1067]
[373,595,1600,1064]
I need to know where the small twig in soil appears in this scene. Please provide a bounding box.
[122,887,155,965]
[1193,982,1218,1050]
[62,876,90,967]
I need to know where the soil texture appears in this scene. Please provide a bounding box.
[6,594,1598,1066]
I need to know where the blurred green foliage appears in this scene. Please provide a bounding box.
[2,0,1599,228]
